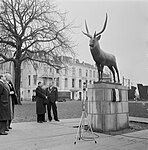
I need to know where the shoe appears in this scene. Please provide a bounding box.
[5,129,9,132]
[0,132,8,135]
[55,119,60,122]
[37,121,43,123]
[9,127,12,129]
[49,120,52,122]
[43,120,47,122]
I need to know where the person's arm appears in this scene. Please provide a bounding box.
[45,88,48,97]
[0,82,3,95]
[55,87,58,101]
[9,82,15,95]
[36,87,46,99]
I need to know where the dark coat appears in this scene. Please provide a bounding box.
[46,86,58,103]
[8,81,18,106]
[36,86,47,114]
[0,80,11,121]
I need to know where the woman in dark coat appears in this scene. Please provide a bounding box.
[0,74,11,135]
[36,81,47,123]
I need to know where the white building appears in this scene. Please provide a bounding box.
[0,56,111,101]
[20,56,101,101]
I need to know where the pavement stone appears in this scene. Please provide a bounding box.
[0,117,148,150]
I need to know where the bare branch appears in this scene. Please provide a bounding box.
[0,0,76,71]
[0,52,15,62]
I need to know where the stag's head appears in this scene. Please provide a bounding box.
[82,13,108,49]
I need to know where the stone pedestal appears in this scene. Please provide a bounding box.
[87,82,129,132]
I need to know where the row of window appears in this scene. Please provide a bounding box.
[28,75,37,86]
[27,75,93,89]
[67,67,96,78]
[33,65,96,79]
[65,78,93,89]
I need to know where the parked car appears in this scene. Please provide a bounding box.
[58,91,71,102]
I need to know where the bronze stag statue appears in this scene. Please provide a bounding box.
[82,13,120,83]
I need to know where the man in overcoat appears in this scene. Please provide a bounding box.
[46,79,59,122]
[5,73,18,129]
[0,74,11,135]
[36,81,47,123]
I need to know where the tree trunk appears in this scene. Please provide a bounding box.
[14,60,22,104]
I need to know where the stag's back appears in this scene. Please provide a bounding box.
[101,50,116,66]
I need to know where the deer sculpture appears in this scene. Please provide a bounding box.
[82,13,120,83]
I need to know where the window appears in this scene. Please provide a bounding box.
[56,69,59,74]
[89,70,92,78]
[86,70,88,77]
[43,78,47,85]
[89,80,92,84]
[79,80,82,88]
[93,71,95,78]
[33,75,37,85]
[56,77,59,87]
[79,68,82,76]
[65,78,68,88]
[44,66,47,71]
[72,79,75,88]
[86,80,88,88]
[50,67,52,73]
[0,64,3,70]
[28,90,30,97]
[72,67,75,76]
[28,75,31,86]
[33,90,36,96]
[64,68,68,75]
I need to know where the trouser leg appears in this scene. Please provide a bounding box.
[6,120,11,130]
[12,104,15,114]
[52,102,58,121]
[37,114,42,122]
[8,120,11,127]
[41,114,45,121]
[47,103,52,121]
[37,114,39,122]
[0,121,7,133]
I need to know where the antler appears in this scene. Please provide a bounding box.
[82,20,92,38]
[95,13,108,37]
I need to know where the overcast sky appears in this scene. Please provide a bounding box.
[56,0,148,86]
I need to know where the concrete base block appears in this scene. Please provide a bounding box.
[87,82,129,132]
[117,113,129,130]
[90,114,103,132]
[95,89,104,101]
[102,102,111,114]
[116,102,122,113]
[103,114,117,131]
[122,102,129,113]
[92,101,102,114]
[104,89,112,101]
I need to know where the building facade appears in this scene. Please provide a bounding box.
[0,56,111,101]
[20,56,100,101]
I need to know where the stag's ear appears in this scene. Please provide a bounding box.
[97,35,101,40]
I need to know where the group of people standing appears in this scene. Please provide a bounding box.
[36,79,59,123]
[0,73,18,135]
[0,75,59,135]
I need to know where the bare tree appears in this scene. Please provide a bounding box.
[0,0,75,103]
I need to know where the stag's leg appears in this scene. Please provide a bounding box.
[114,65,120,83]
[108,66,116,82]
[98,70,101,81]
[100,65,104,81]
[96,63,101,81]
